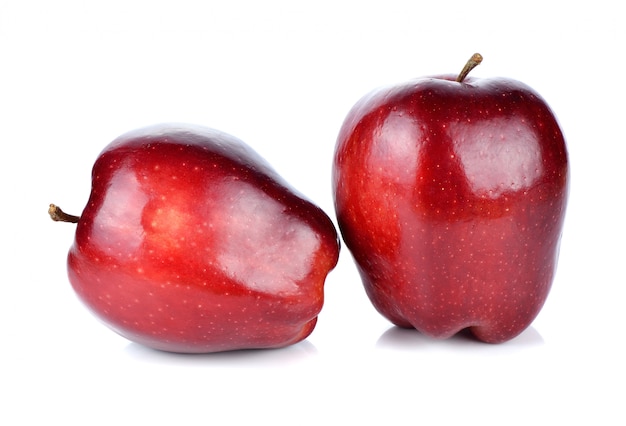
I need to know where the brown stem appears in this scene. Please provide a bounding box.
[49,204,80,223]
[456,53,483,82]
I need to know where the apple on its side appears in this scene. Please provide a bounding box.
[51,123,340,353]
[332,54,569,343]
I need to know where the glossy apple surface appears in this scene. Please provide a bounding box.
[333,60,568,343]
[65,123,340,353]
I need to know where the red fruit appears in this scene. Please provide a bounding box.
[332,54,568,343]
[51,123,340,353]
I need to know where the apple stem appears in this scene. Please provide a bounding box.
[456,53,483,83]
[49,204,80,223]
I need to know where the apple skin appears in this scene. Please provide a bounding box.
[332,73,568,343]
[67,123,340,353]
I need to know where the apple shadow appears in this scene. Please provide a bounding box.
[124,338,319,366]
[375,325,544,352]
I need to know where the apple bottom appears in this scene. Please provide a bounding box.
[360,265,553,344]
[68,254,322,353]
[352,213,561,344]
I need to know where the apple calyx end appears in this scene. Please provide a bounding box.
[456,53,483,83]
[49,204,80,224]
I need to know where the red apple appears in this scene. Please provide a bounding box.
[332,54,569,343]
[50,123,340,353]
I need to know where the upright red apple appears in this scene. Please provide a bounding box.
[332,54,568,343]
[51,123,340,353]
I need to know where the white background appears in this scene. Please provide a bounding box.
[1,1,624,424]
